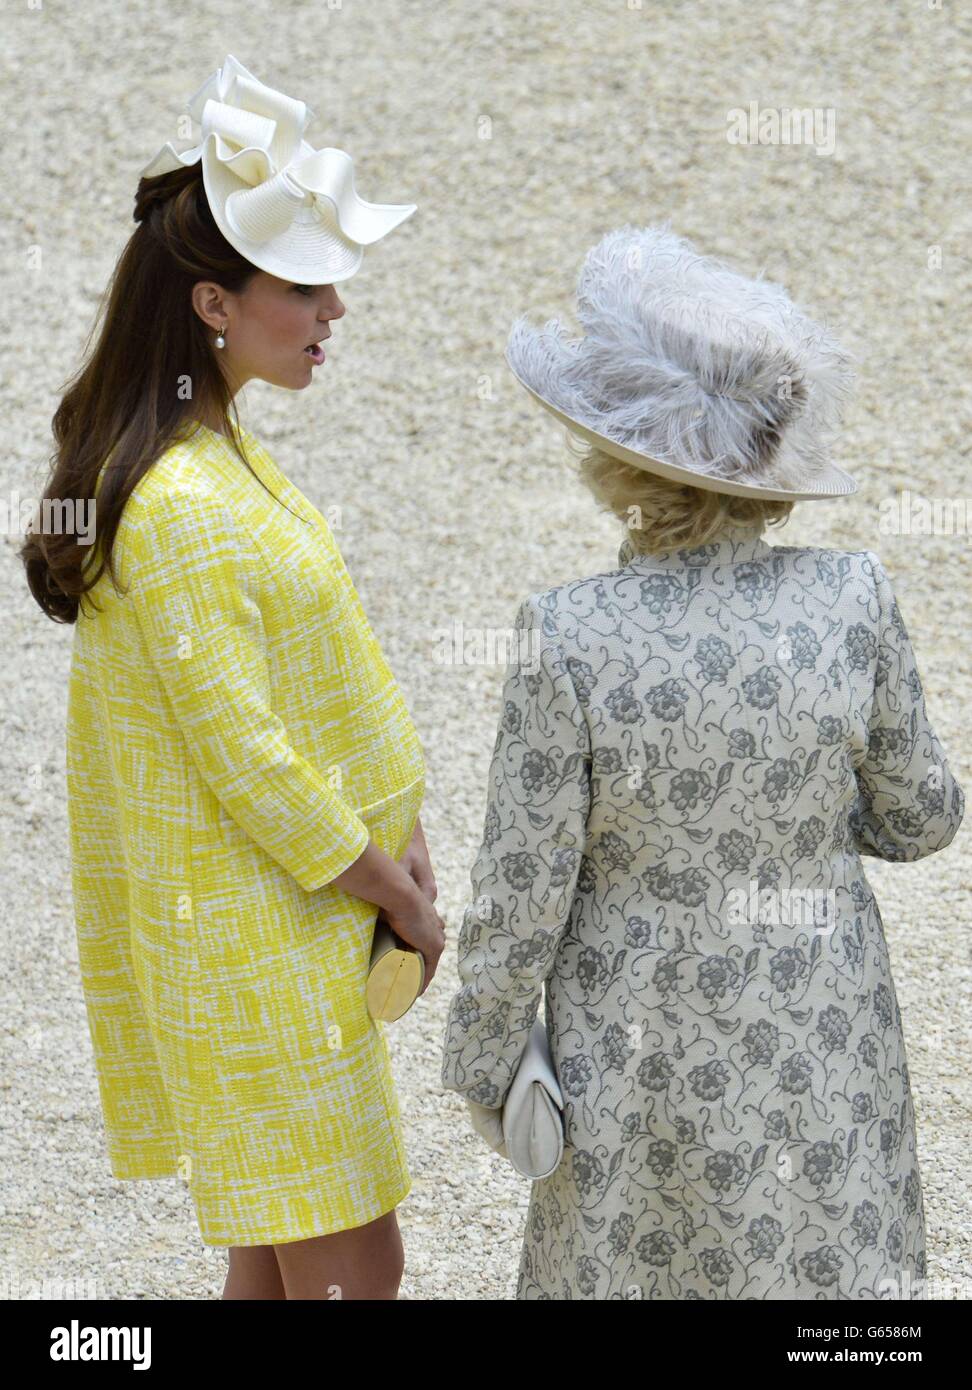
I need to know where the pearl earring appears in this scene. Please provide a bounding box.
[215,324,227,349]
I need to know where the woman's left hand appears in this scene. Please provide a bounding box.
[465,1099,508,1157]
[399,816,437,904]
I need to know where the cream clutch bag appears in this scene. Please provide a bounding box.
[366,915,425,1022]
[466,1016,565,1178]
[501,1015,565,1179]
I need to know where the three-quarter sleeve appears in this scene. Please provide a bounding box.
[440,596,591,1107]
[849,551,965,862]
[126,486,371,892]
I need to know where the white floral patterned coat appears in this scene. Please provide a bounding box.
[440,524,964,1300]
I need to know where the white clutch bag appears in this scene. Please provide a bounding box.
[501,1015,565,1179]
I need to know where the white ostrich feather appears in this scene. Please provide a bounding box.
[506,223,856,489]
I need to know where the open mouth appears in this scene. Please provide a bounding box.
[304,342,326,364]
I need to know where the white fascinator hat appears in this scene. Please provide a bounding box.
[506,223,858,501]
[139,54,416,284]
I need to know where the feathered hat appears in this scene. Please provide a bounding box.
[139,54,415,284]
[506,223,857,500]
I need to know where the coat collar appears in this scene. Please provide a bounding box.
[617,523,773,570]
[188,420,323,528]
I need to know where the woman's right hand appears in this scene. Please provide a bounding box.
[380,893,447,992]
[331,837,447,990]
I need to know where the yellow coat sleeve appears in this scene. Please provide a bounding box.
[126,485,371,891]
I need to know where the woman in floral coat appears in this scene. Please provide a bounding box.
[440,226,965,1300]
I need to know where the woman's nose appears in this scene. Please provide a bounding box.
[323,289,346,321]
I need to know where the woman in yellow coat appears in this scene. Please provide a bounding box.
[21,56,445,1299]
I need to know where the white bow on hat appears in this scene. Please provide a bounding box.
[140,54,416,283]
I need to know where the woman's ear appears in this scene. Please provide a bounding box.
[191,281,228,332]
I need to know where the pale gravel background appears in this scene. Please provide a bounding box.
[1,0,969,1300]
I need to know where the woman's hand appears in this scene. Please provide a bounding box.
[465,1099,508,1157]
[381,819,444,991]
[399,816,437,903]
[330,811,444,989]
[333,818,444,989]
[379,886,446,992]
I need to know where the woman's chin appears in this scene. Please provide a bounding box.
[265,369,315,390]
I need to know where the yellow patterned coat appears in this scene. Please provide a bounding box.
[66,422,426,1246]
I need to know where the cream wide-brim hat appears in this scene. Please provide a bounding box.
[506,224,859,502]
[139,54,415,285]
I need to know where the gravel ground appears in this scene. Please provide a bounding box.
[1,0,968,1300]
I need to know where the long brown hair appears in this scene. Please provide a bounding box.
[22,162,300,624]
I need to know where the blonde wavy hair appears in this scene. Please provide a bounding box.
[567,441,795,554]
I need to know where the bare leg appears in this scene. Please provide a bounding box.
[273,1209,404,1300]
[221,1243,287,1300]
